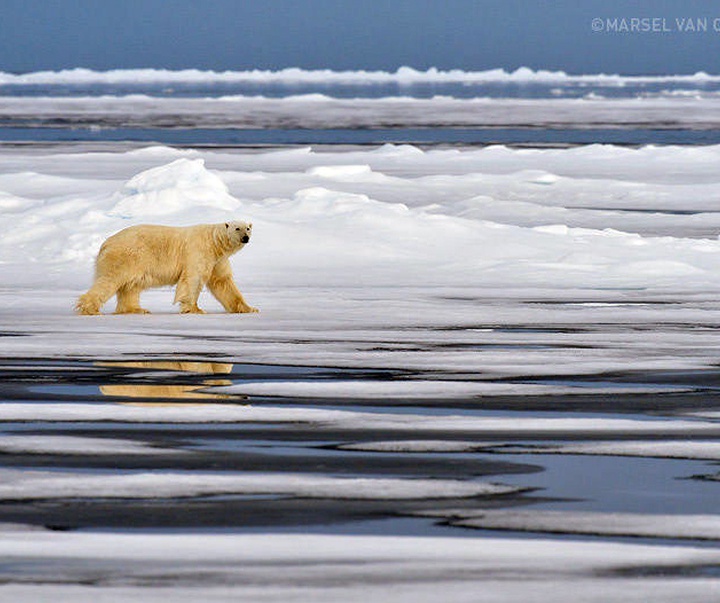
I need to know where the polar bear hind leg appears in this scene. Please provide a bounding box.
[75,276,121,316]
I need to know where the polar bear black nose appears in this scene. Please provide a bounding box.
[242,235,250,243]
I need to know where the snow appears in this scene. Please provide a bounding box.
[5,59,720,603]
[688,412,720,419]
[215,380,692,398]
[1,402,718,436]
[504,441,720,461]
[109,158,240,218]
[1,528,720,602]
[0,468,517,500]
[5,583,720,603]
[442,510,720,540]
[1,286,718,379]
[1,163,720,379]
[3,143,720,294]
[340,440,493,453]
[2,141,720,601]
[0,435,177,455]
[340,440,720,460]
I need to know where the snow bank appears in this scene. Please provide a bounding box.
[109,158,240,218]
[3,144,720,291]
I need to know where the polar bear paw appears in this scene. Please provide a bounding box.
[180,306,206,315]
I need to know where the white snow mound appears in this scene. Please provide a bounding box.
[110,158,240,218]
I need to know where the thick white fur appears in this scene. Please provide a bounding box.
[76,221,257,315]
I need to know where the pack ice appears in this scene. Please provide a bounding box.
[2,143,720,291]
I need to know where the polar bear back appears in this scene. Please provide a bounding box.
[96,223,219,288]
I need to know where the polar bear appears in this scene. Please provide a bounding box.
[75,221,257,315]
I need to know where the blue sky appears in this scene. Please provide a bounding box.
[1,0,720,74]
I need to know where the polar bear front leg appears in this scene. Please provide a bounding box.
[207,258,259,313]
[175,271,206,314]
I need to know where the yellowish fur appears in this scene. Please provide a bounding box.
[75,221,257,315]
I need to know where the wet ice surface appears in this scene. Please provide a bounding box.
[2,349,720,602]
[2,308,720,602]
[2,143,720,599]
[2,334,720,527]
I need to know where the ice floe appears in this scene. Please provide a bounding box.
[0,434,177,456]
[216,380,692,398]
[339,440,492,453]
[0,468,517,500]
[1,402,718,436]
[340,440,720,460]
[1,529,720,602]
[1,66,719,85]
[433,509,720,540]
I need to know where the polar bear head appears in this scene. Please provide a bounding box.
[223,220,253,250]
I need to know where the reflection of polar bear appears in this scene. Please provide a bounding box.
[96,360,235,401]
[76,221,258,315]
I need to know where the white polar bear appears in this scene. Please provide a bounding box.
[75,221,257,315]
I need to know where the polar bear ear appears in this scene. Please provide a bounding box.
[249,222,253,228]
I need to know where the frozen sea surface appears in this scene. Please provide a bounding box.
[1,141,720,600]
[3,66,720,145]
